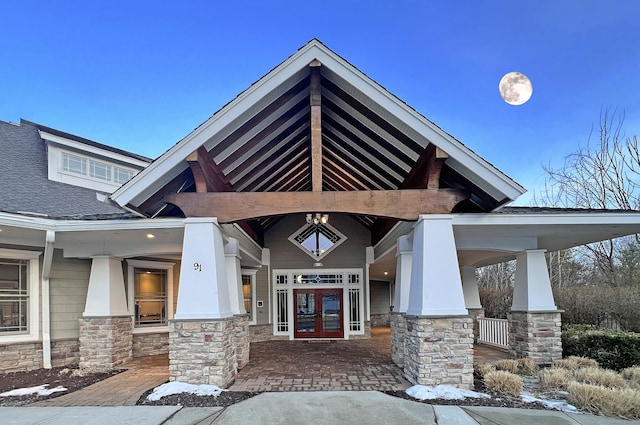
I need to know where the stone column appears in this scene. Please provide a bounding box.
[170,218,238,387]
[509,250,562,365]
[234,314,250,370]
[79,256,132,370]
[404,215,473,389]
[390,312,406,367]
[462,266,485,342]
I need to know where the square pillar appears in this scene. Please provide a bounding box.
[402,215,473,389]
[509,250,562,365]
[225,238,246,316]
[390,312,406,367]
[170,218,238,387]
[79,256,132,370]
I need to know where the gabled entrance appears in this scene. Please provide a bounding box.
[294,288,343,338]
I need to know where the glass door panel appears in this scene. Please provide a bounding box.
[295,292,316,334]
[322,293,341,332]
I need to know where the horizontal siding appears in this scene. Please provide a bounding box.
[49,249,90,340]
[374,221,413,259]
[255,266,270,325]
[267,214,369,269]
[370,280,391,314]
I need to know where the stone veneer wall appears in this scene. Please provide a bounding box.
[370,313,391,327]
[233,315,250,370]
[0,338,81,372]
[404,316,474,389]
[466,308,485,343]
[390,312,406,368]
[132,332,169,358]
[79,316,132,370]
[169,317,238,387]
[509,311,562,365]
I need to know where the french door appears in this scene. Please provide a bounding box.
[293,288,343,338]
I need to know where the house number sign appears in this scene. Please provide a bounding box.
[193,262,202,272]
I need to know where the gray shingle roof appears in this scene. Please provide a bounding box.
[0,120,138,220]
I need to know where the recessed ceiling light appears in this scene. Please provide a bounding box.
[146,233,155,239]
[384,271,388,275]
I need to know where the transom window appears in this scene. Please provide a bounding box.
[61,151,136,185]
[288,222,347,261]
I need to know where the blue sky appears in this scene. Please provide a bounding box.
[2,1,639,205]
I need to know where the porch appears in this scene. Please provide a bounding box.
[229,327,509,392]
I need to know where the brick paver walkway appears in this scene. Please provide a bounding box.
[229,328,409,392]
[31,355,169,406]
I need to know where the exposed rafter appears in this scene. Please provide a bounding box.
[310,60,323,192]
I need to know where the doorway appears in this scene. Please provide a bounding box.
[293,288,343,338]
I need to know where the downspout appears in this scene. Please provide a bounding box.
[42,230,55,369]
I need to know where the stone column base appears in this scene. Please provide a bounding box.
[390,312,406,368]
[404,316,474,389]
[79,316,132,370]
[234,314,250,370]
[466,308,485,343]
[169,317,237,387]
[509,311,562,365]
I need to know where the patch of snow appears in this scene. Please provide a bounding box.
[406,385,491,401]
[147,382,227,401]
[0,384,67,397]
[521,391,578,413]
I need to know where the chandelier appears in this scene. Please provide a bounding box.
[306,213,328,225]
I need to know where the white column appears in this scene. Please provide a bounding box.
[512,249,557,311]
[83,256,129,317]
[406,215,468,316]
[225,237,246,315]
[175,218,232,319]
[461,266,482,309]
[365,246,374,321]
[393,235,412,313]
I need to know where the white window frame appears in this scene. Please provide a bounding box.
[60,150,136,185]
[0,249,41,343]
[287,222,347,261]
[241,269,257,325]
[127,260,174,334]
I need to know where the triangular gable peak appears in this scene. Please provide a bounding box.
[110,39,525,242]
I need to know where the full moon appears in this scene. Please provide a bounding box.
[499,72,533,105]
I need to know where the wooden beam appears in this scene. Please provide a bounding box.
[186,147,233,192]
[310,62,322,192]
[165,189,468,222]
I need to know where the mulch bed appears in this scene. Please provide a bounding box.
[0,367,122,407]
[135,386,261,407]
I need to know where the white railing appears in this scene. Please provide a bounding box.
[478,317,509,349]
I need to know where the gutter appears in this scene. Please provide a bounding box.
[41,230,55,369]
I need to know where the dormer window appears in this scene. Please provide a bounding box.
[63,153,86,175]
[59,151,137,188]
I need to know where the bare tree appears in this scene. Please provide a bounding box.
[535,108,640,286]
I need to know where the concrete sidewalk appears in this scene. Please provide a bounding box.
[3,392,640,425]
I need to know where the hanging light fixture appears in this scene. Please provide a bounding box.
[306,213,328,225]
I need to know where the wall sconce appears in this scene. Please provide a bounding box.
[306,213,328,225]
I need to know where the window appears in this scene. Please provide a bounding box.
[89,160,111,181]
[241,270,257,324]
[0,259,28,333]
[0,249,40,342]
[114,167,134,184]
[288,222,347,261]
[127,260,174,332]
[63,153,86,175]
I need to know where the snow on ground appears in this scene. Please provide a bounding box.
[147,382,227,401]
[406,385,491,401]
[0,384,67,397]
[520,391,578,413]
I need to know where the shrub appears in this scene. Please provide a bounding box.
[554,356,599,370]
[475,363,496,378]
[516,358,538,375]
[539,368,572,390]
[568,382,640,419]
[562,325,640,371]
[494,359,519,374]
[483,370,523,397]
[572,367,627,388]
